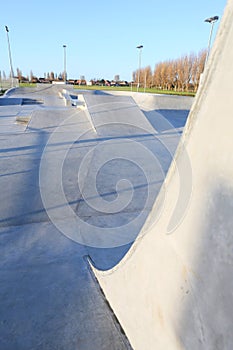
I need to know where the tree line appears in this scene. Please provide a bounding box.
[1,48,207,91]
[133,49,207,92]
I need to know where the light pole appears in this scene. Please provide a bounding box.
[144,70,147,93]
[63,44,67,84]
[204,16,219,68]
[5,26,14,87]
[136,45,143,92]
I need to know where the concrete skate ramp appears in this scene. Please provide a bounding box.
[109,91,193,135]
[93,1,233,349]
[76,93,164,249]
[76,93,192,254]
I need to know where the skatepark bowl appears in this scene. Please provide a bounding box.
[0,2,233,348]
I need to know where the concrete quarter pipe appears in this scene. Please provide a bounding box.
[93,1,233,349]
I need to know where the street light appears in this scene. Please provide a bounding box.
[136,45,143,92]
[63,44,67,84]
[204,16,219,67]
[5,25,14,87]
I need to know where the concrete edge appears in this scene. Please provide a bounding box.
[85,255,134,350]
[82,94,97,133]
[61,89,86,108]
[4,87,17,96]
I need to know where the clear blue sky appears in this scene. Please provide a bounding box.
[0,0,227,81]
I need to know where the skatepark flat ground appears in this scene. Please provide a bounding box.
[0,85,193,349]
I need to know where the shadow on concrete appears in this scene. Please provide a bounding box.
[0,222,131,350]
[143,109,190,133]
[22,98,43,105]
[0,101,133,349]
[0,98,22,106]
[94,90,110,95]
[0,128,49,227]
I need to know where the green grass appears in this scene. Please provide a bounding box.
[17,82,196,97]
[73,84,196,97]
[19,82,37,88]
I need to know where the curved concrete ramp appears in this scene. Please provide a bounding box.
[93,1,233,349]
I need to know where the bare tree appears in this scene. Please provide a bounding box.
[30,70,34,82]
[152,49,206,92]
[192,49,207,91]
[50,72,55,80]
[16,68,22,82]
[141,66,152,89]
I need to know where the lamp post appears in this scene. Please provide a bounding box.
[63,44,67,84]
[5,26,14,87]
[144,70,147,93]
[204,16,219,68]
[136,45,143,92]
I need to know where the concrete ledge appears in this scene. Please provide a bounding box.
[61,89,86,108]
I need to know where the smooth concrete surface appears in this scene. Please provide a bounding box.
[0,85,134,350]
[0,222,131,350]
[0,81,194,349]
[94,2,233,350]
[77,93,184,247]
[0,81,193,349]
[38,88,192,254]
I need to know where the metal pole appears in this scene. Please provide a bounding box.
[204,16,219,68]
[136,45,143,92]
[144,71,146,93]
[63,45,67,84]
[5,26,14,87]
[205,21,214,67]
